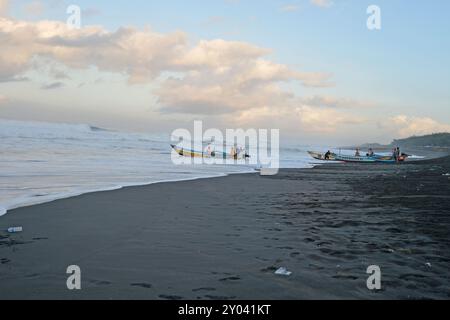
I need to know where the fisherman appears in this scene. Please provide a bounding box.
[396,147,401,162]
[324,150,332,160]
[392,147,401,162]
[367,148,374,157]
[231,146,237,160]
[355,148,361,157]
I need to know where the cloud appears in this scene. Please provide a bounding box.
[0,0,8,16]
[0,15,369,137]
[302,95,375,109]
[0,94,8,104]
[280,4,300,12]
[0,75,29,83]
[0,18,189,83]
[310,0,333,8]
[388,115,450,138]
[226,104,365,136]
[41,81,65,90]
[0,17,331,87]
[0,16,333,114]
[296,105,365,132]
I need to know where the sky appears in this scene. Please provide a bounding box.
[0,0,449,144]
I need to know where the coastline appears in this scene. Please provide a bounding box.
[0,146,441,217]
[0,170,256,217]
[1,157,450,299]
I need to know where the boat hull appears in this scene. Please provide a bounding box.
[335,154,404,163]
[308,150,406,164]
[334,155,377,163]
[308,151,337,161]
[171,145,247,160]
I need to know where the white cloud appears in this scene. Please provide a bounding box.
[296,105,365,133]
[301,95,375,109]
[388,115,450,138]
[0,14,375,137]
[0,18,188,83]
[310,0,333,8]
[0,0,8,16]
[280,4,300,12]
[0,16,333,114]
[41,81,65,90]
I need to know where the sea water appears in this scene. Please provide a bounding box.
[0,119,320,216]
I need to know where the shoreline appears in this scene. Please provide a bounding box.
[1,156,450,299]
[0,170,256,218]
[1,147,444,217]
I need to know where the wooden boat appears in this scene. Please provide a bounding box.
[307,151,337,161]
[334,154,377,163]
[334,154,407,163]
[171,145,249,160]
[309,149,408,164]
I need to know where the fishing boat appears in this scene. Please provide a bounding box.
[334,154,407,163]
[307,151,337,161]
[308,150,408,163]
[171,144,249,160]
[171,144,205,158]
[334,154,377,163]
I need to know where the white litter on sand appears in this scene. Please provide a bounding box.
[275,267,292,276]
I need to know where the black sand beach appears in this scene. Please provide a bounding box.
[1,157,450,300]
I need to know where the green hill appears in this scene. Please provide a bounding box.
[392,133,450,148]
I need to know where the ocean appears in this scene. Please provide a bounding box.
[0,119,326,216]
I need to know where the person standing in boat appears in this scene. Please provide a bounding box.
[355,148,361,157]
[230,146,238,160]
[392,147,401,162]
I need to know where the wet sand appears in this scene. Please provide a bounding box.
[1,157,450,300]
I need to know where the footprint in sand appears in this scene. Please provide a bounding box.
[204,295,236,300]
[130,283,152,289]
[219,276,241,282]
[260,266,277,273]
[192,287,216,292]
[159,294,183,300]
[90,280,112,286]
[333,274,358,280]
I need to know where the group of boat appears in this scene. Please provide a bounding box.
[171,142,408,164]
[307,150,408,164]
